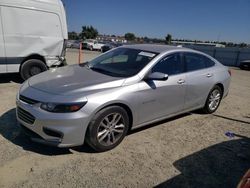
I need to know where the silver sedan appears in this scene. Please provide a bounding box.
[16,44,231,151]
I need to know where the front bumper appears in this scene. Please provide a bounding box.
[16,96,90,148]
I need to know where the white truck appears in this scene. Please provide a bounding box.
[0,0,68,80]
[83,39,105,51]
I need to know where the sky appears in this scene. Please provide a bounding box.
[62,0,250,43]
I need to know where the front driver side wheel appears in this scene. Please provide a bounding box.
[85,106,129,152]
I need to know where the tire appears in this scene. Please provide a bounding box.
[239,64,245,70]
[20,59,48,80]
[240,63,250,70]
[86,106,129,152]
[202,85,223,114]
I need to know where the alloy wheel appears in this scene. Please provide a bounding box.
[208,89,221,111]
[97,113,125,146]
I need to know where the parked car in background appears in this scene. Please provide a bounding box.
[70,41,83,49]
[83,39,105,51]
[239,60,250,70]
[66,40,75,48]
[16,44,231,152]
[0,0,68,80]
[101,42,123,53]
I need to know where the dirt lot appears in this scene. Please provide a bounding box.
[0,50,249,188]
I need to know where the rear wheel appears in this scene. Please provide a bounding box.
[20,59,48,80]
[86,106,129,152]
[202,85,222,114]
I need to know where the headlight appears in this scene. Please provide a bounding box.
[40,102,87,113]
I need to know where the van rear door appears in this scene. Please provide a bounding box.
[0,7,6,73]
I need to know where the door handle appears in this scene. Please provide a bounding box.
[206,73,213,78]
[177,79,185,84]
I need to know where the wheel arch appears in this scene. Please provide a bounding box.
[19,54,47,72]
[93,102,134,130]
[215,83,224,96]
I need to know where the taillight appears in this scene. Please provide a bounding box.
[228,69,232,76]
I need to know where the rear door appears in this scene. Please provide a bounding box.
[0,7,6,73]
[183,52,215,110]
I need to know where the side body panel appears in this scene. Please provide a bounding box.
[0,0,68,72]
[183,67,216,110]
[0,6,6,73]
[137,74,186,124]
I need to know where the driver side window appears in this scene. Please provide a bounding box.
[152,53,184,76]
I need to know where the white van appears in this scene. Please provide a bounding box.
[0,0,68,80]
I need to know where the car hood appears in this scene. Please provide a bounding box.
[28,65,125,96]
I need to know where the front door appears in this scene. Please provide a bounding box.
[137,53,186,124]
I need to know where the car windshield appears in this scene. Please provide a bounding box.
[87,48,158,77]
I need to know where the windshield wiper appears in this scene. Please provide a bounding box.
[85,61,90,69]
[90,66,107,72]
[90,66,119,76]
[79,61,90,68]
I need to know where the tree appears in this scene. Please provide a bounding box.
[68,31,79,40]
[239,43,247,48]
[165,34,172,44]
[124,33,136,41]
[80,25,98,40]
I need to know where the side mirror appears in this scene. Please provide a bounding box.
[146,72,168,81]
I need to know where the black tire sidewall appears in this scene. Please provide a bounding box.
[20,59,48,80]
[204,86,222,114]
[86,106,129,152]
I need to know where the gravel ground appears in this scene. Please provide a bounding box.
[0,50,249,188]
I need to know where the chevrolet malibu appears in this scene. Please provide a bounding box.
[16,44,231,152]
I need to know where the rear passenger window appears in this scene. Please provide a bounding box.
[184,53,208,72]
[152,53,184,75]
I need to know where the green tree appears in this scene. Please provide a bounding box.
[80,26,98,40]
[239,43,247,48]
[125,33,136,41]
[165,34,172,44]
[68,31,79,40]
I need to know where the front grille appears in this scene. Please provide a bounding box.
[19,95,39,105]
[17,107,36,125]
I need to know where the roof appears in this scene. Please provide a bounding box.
[123,44,183,53]
[0,0,60,6]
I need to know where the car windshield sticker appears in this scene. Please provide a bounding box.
[139,51,156,58]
